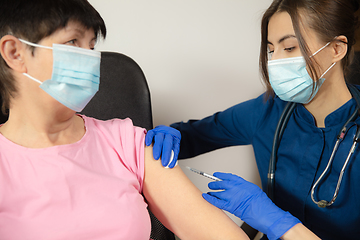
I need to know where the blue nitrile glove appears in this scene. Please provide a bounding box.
[145,125,181,168]
[202,172,301,240]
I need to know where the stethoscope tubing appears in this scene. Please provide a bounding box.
[268,83,360,206]
[311,122,360,207]
[267,101,296,200]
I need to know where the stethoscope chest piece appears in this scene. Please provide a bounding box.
[317,200,329,208]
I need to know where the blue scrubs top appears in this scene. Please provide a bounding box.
[171,93,360,240]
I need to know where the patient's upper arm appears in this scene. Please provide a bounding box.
[143,146,249,240]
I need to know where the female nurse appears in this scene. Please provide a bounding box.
[146,0,360,239]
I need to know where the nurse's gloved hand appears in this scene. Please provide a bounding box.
[145,125,181,168]
[202,172,301,240]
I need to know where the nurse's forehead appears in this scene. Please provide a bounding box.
[268,13,296,37]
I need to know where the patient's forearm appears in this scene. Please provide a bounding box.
[281,223,320,240]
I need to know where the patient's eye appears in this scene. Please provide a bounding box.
[66,39,77,46]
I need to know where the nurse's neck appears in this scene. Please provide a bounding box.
[304,74,351,128]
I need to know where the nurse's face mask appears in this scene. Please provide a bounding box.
[19,38,101,112]
[267,41,336,104]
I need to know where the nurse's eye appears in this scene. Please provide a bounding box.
[284,47,295,52]
[268,50,274,59]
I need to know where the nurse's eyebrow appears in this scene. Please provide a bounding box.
[267,34,297,45]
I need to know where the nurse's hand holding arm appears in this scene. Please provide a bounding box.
[145,125,181,168]
[202,172,320,240]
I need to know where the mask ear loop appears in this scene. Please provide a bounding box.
[309,38,337,79]
[23,73,42,84]
[320,62,336,79]
[18,39,53,85]
[310,36,339,57]
[18,39,53,50]
[311,41,332,57]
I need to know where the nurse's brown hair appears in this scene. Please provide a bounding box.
[259,0,359,96]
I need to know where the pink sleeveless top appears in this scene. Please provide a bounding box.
[0,115,151,239]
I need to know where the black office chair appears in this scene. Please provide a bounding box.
[81,51,175,240]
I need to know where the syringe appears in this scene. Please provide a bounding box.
[186,166,221,181]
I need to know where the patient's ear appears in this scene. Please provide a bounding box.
[0,35,27,73]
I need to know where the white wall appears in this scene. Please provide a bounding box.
[89,0,271,226]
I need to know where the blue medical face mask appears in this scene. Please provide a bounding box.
[267,42,336,104]
[19,39,101,112]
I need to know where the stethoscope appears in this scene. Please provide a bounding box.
[267,84,360,208]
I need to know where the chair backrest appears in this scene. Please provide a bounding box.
[82,51,175,240]
[81,51,153,130]
[0,98,7,124]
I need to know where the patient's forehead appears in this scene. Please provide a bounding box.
[39,20,97,45]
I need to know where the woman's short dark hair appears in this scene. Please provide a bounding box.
[0,0,107,114]
[259,0,359,96]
